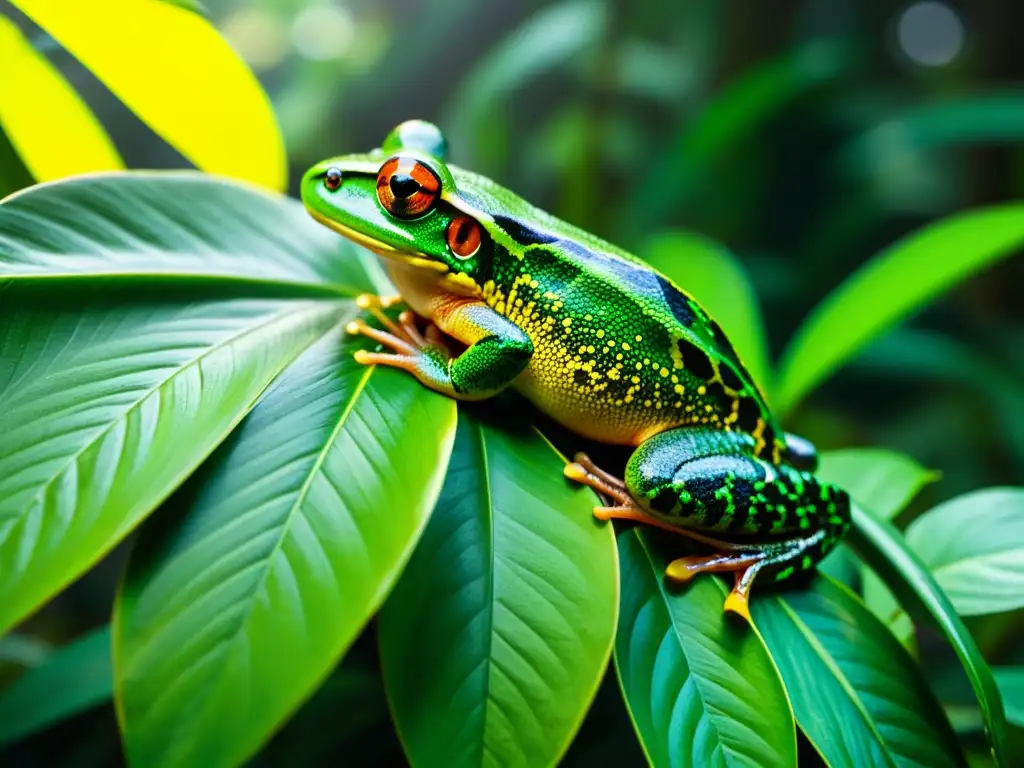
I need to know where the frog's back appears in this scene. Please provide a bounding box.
[476,209,780,461]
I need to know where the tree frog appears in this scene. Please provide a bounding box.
[301,120,851,619]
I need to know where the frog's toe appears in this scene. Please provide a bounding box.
[723,589,752,622]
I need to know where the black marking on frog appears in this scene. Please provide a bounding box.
[656,275,697,328]
[492,215,557,247]
[677,340,715,381]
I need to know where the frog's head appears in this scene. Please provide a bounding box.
[302,120,522,287]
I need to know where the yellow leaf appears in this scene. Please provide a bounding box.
[0,16,124,181]
[11,0,287,191]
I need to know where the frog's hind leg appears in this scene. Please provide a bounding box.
[564,453,752,552]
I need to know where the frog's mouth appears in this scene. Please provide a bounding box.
[308,208,449,274]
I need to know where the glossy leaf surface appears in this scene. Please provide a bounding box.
[755,578,961,768]
[817,448,938,520]
[0,172,378,295]
[0,289,341,634]
[777,204,1024,411]
[115,326,457,768]
[379,412,617,768]
[993,668,1024,728]
[0,16,124,181]
[0,625,112,746]
[848,505,1009,767]
[905,488,1024,616]
[10,0,286,190]
[644,231,771,397]
[616,529,796,768]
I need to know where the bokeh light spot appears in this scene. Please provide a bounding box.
[221,9,289,71]
[897,2,964,67]
[291,4,356,61]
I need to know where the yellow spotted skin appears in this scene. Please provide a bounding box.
[475,242,780,458]
[300,119,852,602]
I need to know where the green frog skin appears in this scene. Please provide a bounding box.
[301,120,851,619]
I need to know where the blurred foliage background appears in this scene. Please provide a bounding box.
[1,0,1022,765]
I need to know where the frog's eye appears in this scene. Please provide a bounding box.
[447,216,482,259]
[323,167,342,191]
[376,156,440,218]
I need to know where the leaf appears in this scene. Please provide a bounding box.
[0,633,51,667]
[622,40,853,233]
[777,204,1024,412]
[817,448,938,521]
[847,504,1009,767]
[993,668,1024,728]
[0,625,112,746]
[644,231,772,398]
[904,488,1024,617]
[1,171,379,297]
[615,529,796,768]
[378,411,617,768]
[0,16,124,182]
[10,0,286,190]
[839,92,1024,182]
[114,325,457,768]
[442,0,605,170]
[754,577,961,768]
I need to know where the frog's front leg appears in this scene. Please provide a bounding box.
[565,427,850,619]
[347,294,533,401]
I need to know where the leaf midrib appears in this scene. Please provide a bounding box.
[773,596,899,768]
[635,531,784,768]
[136,336,373,761]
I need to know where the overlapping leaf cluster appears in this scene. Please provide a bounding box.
[1,172,1022,768]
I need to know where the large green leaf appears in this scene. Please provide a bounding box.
[379,412,617,768]
[114,326,457,768]
[0,287,341,634]
[616,529,796,768]
[0,625,112,746]
[644,231,771,398]
[816,448,937,644]
[817,448,938,521]
[847,505,1009,767]
[904,488,1024,617]
[777,204,1024,412]
[993,668,1024,728]
[0,172,381,295]
[11,0,286,190]
[755,577,962,768]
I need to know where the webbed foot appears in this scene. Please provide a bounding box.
[347,295,455,395]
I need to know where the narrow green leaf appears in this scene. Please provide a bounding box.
[993,668,1024,728]
[0,289,342,634]
[114,325,457,768]
[0,634,51,667]
[442,0,605,170]
[623,40,852,232]
[644,231,771,397]
[0,625,112,746]
[616,529,796,768]
[379,412,618,768]
[847,505,1009,767]
[905,488,1024,617]
[777,204,1024,412]
[839,92,1024,182]
[860,569,916,649]
[1,171,378,297]
[817,448,939,521]
[755,577,961,768]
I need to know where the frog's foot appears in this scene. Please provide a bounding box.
[346,304,455,395]
[665,552,767,621]
[564,454,751,551]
